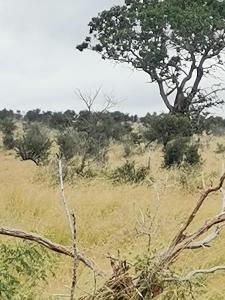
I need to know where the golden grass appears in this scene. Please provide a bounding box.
[1,136,225,299]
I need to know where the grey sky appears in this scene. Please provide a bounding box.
[0,0,165,115]
[0,1,224,116]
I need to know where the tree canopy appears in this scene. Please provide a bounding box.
[77,0,225,114]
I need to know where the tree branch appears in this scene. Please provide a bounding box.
[170,172,225,249]
[0,226,105,277]
[157,80,174,112]
[186,187,225,249]
[177,265,225,281]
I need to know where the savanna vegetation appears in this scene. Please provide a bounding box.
[2,0,225,299]
[1,104,225,299]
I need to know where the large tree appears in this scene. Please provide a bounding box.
[77,0,225,114]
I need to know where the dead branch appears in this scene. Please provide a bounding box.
[71,213,79,300]
[176,265,225,281]
[58,158,74,236]
[77,170,225,299]
[186,187,225,249]
[76,88,102,112]
[169,172,225,250]
[186,225,222,249]
[0,226,104,277]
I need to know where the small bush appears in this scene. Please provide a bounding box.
[0,118,16,150]
[0,241,55,299]
[57,129,81,161]
[144,113,192,147]
[110,160,149,184]
[15,123,51,165]
[163,138,201,168]
[2,134,15,150]
[163,138,188,167]
[184,144,201,165]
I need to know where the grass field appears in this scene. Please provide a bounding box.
[1,135,225,299]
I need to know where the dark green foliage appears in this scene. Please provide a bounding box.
[163,139,188,167]
[24,109,42,123]
[0,118,16,150]
[24,109,77,129]
[57,129,81,161]
[163,138,200,168]
[184,144,201,165]
[15,124,51,165]
[0,241,55,299]
[0,109,15,120]
[143,113,192,146]
[2,134,15,150]
[110,160,149,184]
[78,0,225,114]
[204,116,225,136]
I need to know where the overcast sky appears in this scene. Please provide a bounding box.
[0,1,224,116]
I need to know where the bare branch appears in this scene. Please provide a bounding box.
[0,226,104,276]
[177,265,225,281]
[186,226,221,249]
[71,213,79,300]
[187,187,225,249]
[170,172,225,249]
[157,80,174,112]
[76,88,102,112]
[58,158,74,236]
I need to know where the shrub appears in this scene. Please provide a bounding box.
[0,241,55,299]
[143,113,192,147]
[163,138,201,168]
[15,123,51,165]
[0,118,16,150]
[184,144,201,165]
[110,160,149,184]
[2,134,15,150]
[163,138,188,167]
[57,129,81,161]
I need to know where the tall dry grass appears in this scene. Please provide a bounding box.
[1,135,225,299]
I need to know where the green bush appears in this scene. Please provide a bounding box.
[57,129,81,161]
[184,144,201,165]
[163,138,188,167]
[2,134,15,150]
[144,113,192,147]
[110,160,149,184]
[163,138,201,168]
[0,118,16,150]
[0,241,55,300]
[15,123,51,165]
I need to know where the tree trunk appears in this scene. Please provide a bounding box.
[173,92,190,114]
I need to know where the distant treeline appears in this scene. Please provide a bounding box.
[1,108,225,170]
[1,108,225,135]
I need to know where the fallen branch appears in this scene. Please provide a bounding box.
[186,225,221,249]
[170,172,225,249]
[186,187,225,249]
[71,213,79,300]
[177,265,225,281]
[0,226,105,277]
